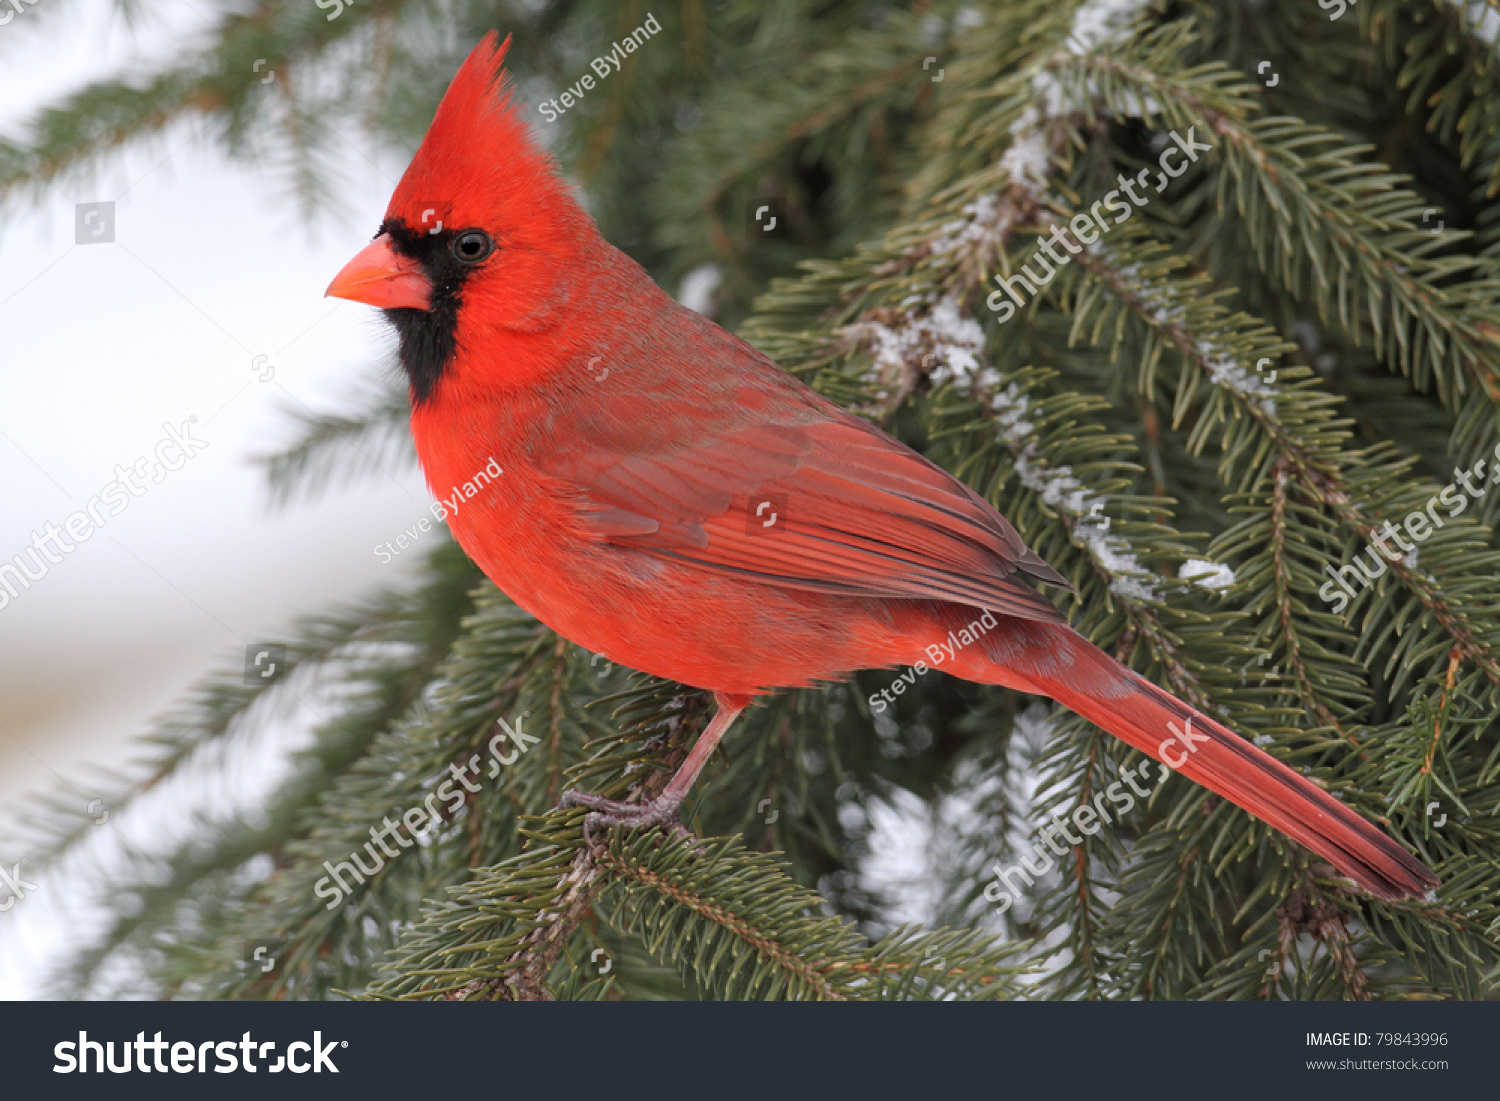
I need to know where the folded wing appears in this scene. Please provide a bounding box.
[547,412,1070,624]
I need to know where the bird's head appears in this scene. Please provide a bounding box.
[326,32,595,404]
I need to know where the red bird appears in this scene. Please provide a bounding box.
[327,33,1438,901]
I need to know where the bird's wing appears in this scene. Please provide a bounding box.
[545,412,1070,624]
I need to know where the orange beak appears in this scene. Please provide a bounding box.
[325,234,433,310]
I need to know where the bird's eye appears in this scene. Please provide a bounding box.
[452,230,494,264]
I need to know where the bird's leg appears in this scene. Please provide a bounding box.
[560,693,749,843]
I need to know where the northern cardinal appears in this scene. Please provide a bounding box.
[327,33,1438,901]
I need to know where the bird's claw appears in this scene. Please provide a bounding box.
[559,789,691,845]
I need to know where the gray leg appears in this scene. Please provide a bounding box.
[560,693,748,842]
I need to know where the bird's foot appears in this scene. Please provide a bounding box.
[558,789,691,845]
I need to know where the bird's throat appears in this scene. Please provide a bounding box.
[384,298,460,406]
[379,217,473,405]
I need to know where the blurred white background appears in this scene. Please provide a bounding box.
[0,1,437,996]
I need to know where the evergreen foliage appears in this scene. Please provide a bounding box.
[7,0,1500,1000]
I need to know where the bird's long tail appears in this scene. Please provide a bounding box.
[965,621,1438,901]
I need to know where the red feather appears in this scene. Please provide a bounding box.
[326,32,1439,902]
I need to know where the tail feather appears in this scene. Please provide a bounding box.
[999,629,1438,901]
